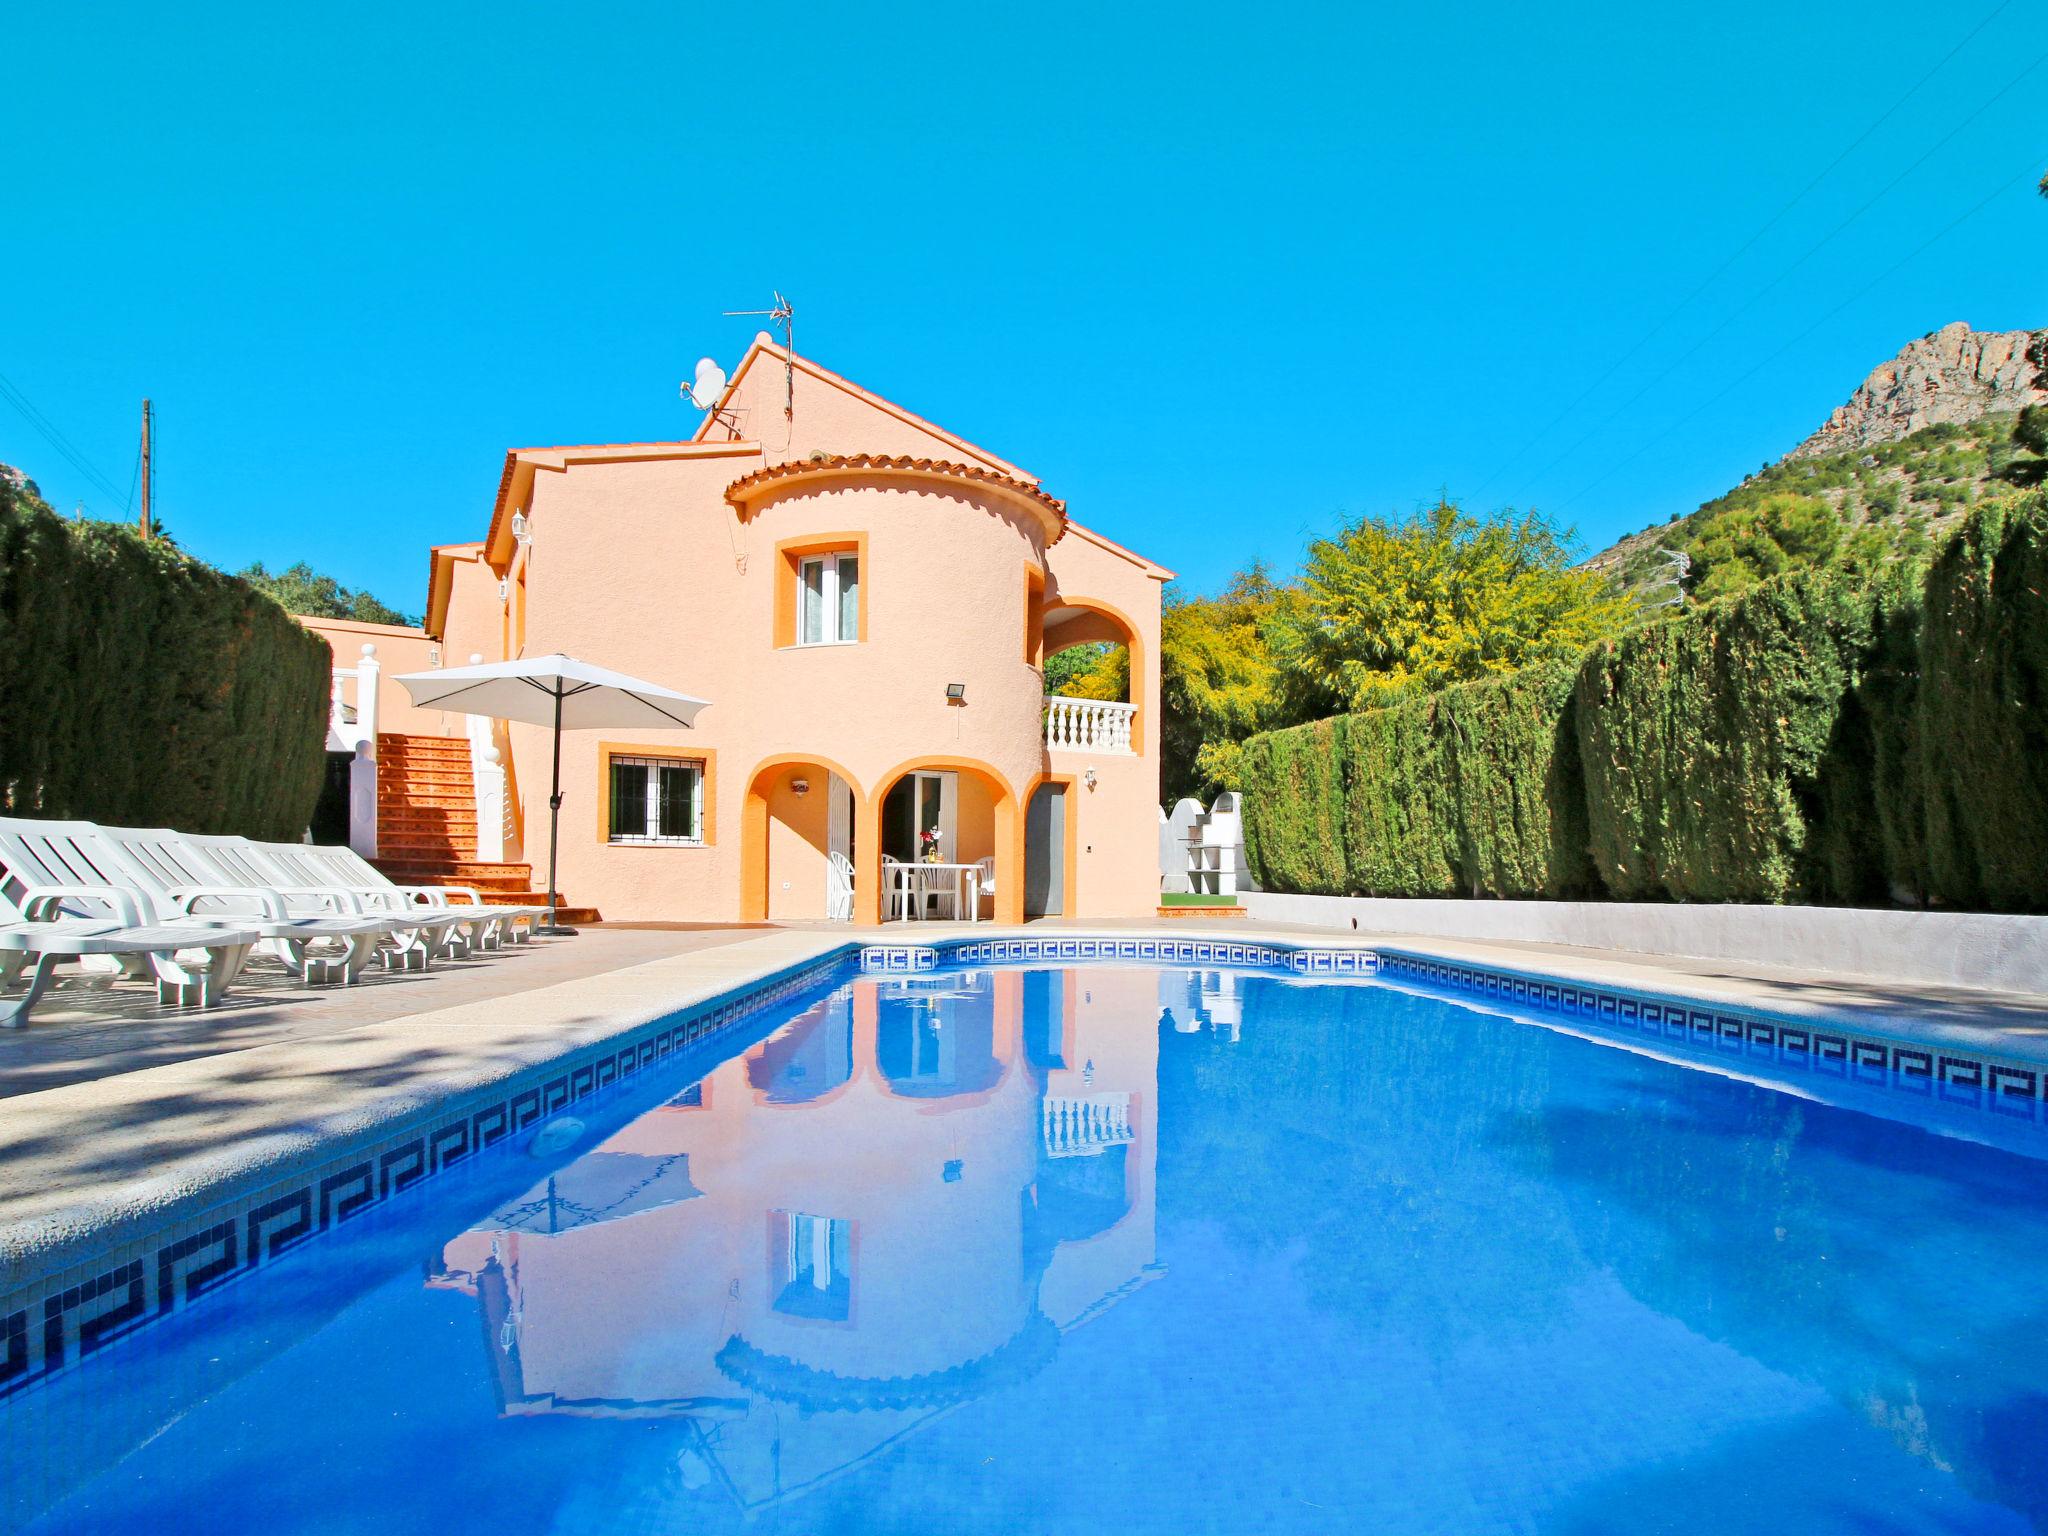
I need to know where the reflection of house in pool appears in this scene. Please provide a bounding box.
[1156,967,1251,1039]
[432,967,1162,1517]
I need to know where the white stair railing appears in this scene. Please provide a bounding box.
[1043,695,1136,755]
[1043,1092,1134,1157]
[466,713,507,863]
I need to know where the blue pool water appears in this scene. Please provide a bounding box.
[8,963,2048,1534]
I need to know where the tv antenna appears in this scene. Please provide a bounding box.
[723,291,795,421]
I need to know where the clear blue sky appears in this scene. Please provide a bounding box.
[5,1,2044,612]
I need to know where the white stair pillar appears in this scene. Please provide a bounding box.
[347,644,380,858]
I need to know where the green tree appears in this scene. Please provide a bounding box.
[1687,491,1843,599]
[1158,564,1300,804]
[2016,404,2048,456]
[238,560,416,626]
[1270,499,1626,710]
[1042,641,1120,697]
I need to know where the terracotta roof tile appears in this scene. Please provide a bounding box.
[724,454,1067,542]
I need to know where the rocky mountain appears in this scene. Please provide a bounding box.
[1586,321,2047,608]
[1783,321,2045,461]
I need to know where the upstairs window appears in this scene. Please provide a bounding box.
[798,551,859,646]
[607,754,704,845]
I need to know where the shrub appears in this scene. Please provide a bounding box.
[0,479,330,838]
[1906,492,2048,908]
[1575,572,1876,901]
[1240,661,1592,898]
[1239,716,1349,895]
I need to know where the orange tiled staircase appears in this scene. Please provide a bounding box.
[371,732,598,924]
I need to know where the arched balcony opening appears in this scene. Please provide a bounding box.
[1040,599,1142,757]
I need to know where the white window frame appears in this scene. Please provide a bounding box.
[796,550,860,647]
[606,754,705,846]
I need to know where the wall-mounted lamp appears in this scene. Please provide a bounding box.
[945,682,966,704]
[497,577,511,601]
[790,777,810,797]
[1084,767,1098,790]
[510,510,532,546]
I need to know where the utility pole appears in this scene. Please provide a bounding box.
[138,399,154,540]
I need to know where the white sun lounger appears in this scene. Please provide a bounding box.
[0,921,259,1027]
[179,834,473,969]
[0,824,261,1026]
[0,819,407,987]
[82,823,414,985]
[259,842,542,951]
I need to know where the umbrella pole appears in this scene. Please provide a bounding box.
[536,684,577,936]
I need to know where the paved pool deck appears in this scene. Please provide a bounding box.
[1,918,2043,1290]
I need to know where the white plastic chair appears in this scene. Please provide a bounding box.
[972,856,996,923]
[882,857,915,922]
[826,852,855,923]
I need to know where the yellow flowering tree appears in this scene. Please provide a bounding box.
[1273,498,1628,711]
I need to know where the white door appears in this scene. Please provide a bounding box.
[827,772,851,861]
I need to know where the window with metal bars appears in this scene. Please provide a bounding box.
[607,755,703,844]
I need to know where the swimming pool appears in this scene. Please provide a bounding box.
[7,961,2048,1534]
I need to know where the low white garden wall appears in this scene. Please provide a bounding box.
[1239,893,2048,996]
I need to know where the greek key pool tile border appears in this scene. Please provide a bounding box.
[0,952,848,1402]
[14,933,2030,1404]
[1373,949,2045,1123]
[913,936,1360,972]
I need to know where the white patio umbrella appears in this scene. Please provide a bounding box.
[393,654,710,935]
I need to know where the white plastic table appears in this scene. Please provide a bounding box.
[887,863,980,922]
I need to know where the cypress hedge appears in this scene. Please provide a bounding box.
[1240,659,1595,899]
[1240,491,2048,912]
[0,476,331,838]
[1574,572,1875,902]
[1899,494,2048,909]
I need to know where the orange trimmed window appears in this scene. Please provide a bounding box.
[606,754,705,845]
[774,534,869,648]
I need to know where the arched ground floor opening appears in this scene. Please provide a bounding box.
[740,756,865,924]
[872,757,1022,925]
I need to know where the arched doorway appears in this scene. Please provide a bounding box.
[872,758,1020,923]
[741,757,865,923]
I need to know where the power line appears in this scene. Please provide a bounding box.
[0,369,129,510]
[1551,152,2048,515]
[1506,43,2048,510]
[1470,0,2026,500]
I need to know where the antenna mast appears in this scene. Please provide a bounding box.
[723,292,795,420]
[138,399,153,540]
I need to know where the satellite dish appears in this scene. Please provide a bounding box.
[682,357,727,410]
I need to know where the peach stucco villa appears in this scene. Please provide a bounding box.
[306,336,1170,926]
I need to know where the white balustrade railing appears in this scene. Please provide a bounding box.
[1044,695,1136,755]
[1043,1092,1134,1158]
